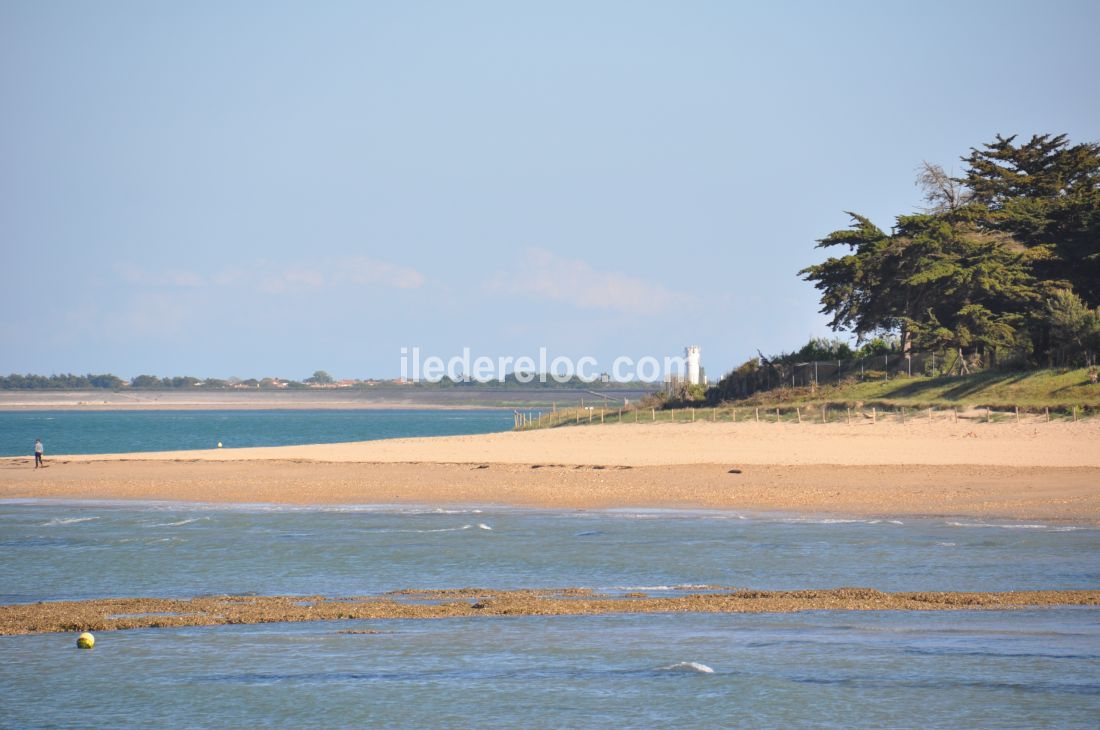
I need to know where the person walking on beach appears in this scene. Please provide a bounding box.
[34,438,43,468]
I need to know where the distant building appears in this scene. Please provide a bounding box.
[685,345,702,385]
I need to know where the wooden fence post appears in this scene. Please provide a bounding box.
[952,407,957,423]
[775,407,780,423]
[846,407,851,425]
[1073,405,1078,422]
[755,407,760,423]
[872,407,876,424]
[651,408,655,422]
[1015,406,1020,424]
[796,407,802,424]
[928,407,932,423]
[1045,407,1050,422]
[986,408,992,423]
[601,408,605,424]
[821,405,826,424]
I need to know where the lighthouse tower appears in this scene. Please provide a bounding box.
[685,346,701,385]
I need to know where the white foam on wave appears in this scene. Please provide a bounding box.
[783,516,907,526]
[378,523,494,533]
[946,521,1080,531]
[660,662,714,674]
[41,516,99,526]
[148,517,205,528]
[388,525,473,533]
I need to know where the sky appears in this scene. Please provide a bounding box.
[1,0,1098,381]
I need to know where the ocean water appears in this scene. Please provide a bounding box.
[0,409,513,456]
[1,504,1097,602]
[2,502,1099,727]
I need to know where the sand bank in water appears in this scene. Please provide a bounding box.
[4,588,1099,635]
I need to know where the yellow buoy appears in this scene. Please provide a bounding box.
[217,442,223,448]
[76,632,95,649]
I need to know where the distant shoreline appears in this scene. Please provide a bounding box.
[0,401,508,411]
[0,387,653,411]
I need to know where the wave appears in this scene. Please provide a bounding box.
[782,517,904,526]
[379,525,473,533]
[659,662,714,674]
[386,524,491,533]
[41,516,99,526]
[945,521,1081,531]
[147,517,206,528]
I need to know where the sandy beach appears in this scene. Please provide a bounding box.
[3,421,1098,522]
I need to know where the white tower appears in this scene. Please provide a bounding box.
[685,345,701,385]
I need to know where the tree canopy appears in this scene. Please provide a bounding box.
[801,133,1100,367]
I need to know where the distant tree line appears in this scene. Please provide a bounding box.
[0,373,127,390]
[0,371,647,390]
[0,373,306,390]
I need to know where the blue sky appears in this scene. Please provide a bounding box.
[2,0,1097,380]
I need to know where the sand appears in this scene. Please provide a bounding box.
[3,420,1099,522]
[5,588,1099,636]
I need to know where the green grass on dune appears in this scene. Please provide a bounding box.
[727,367,1099,409]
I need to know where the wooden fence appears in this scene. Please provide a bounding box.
[514,404,1094,430]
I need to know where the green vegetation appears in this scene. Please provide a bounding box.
[0,373,125,390]
[725,367,1099,410]
[800,133,1100,367]
[517,373,1098,431]
[305,370,335,385]
[710,133,1100,409]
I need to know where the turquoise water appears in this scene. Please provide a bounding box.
[0,409,512,456]
[2,502,1099,727]
[1,504,1097,603]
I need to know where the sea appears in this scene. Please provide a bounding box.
[1,410,1099,727]
[0,408,514,456]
